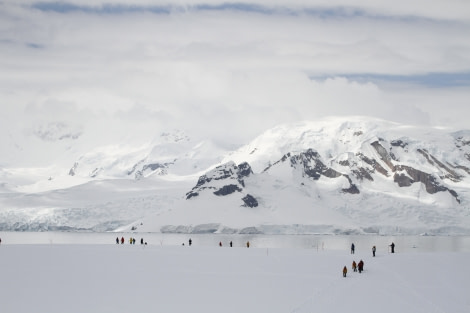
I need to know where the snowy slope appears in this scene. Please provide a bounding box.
[1,243,469,313]
[1,116,470,234]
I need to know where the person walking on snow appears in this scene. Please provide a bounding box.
[358,260,364,273]
[372,245,376,257]
[343,266,347,277]
[352,261,357,272]
[351,243,355,254]
[121,237,124,244]
[390,242,395,253]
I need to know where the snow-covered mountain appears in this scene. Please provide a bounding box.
[1,117,470,234]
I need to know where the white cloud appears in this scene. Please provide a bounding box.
[1,0,469,166]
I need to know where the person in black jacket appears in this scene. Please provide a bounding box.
[358,260,364,273]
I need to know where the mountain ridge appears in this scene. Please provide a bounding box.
[1,116,469,234]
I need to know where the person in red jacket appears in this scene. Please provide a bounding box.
[343,266,347,277]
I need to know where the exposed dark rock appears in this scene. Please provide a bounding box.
[390,151,399,161]
[357,153,389,176]
[417,149,461,182]
[342,184,360,194]
[371,141,394,170]
[342,175,360,194]
[186,191,199,199]
[69,162,78,176]
[237,162,253,178]
[242,194,258,207]
[264,153,291,172]
[90,168,102,178]
[134,162,169,179]
[214,184,242,196]
[322,168,343,179]
[352,168,374,181]
[393,173,414,187]
[391,139,408,148]
[290,149,342,180]
[186,161,251,199]
[142,163,165,172]
[394,165,460,203]
[339,160,350,166]
[127,160,144,175]
[448,163,470,175]
[353,131,363,136]
[455,136,470,148]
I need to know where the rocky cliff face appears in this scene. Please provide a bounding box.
[186,161,258,207]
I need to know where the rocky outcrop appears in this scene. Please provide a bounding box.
[371,140,394,170]
[186,161,254,202]
[394,165,460,203]
[214,184,242,196]
[417,149,461,182]
[290,149,342,179]
[267,149,360,194]
[357,153,389,177]
[351,168,373,181]
[69,162,78,176]
[242,194,258,207]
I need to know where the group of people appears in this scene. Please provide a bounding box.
[344,259,364,277]
[218,240,250,248]
[343,242,396,277]
[116,237,146,245]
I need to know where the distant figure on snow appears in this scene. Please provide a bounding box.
[121,237,124,244]
[343,266,347,277]
[246,241,250,248]
[189,238,192,246]
[372,245,376,257]
[219,241,222,247]
[351,243,355,254]
[141,238,144,245]
[230,241,233,247]
[358,260,364,273]
[116,237,119,244]
[390,242,395,253]
[352,261,357,272]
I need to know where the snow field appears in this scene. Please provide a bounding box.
[1,243,469,313]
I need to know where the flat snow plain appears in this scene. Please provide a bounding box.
[1,238,469,313]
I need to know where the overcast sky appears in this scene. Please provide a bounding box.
[1,0,470,157]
